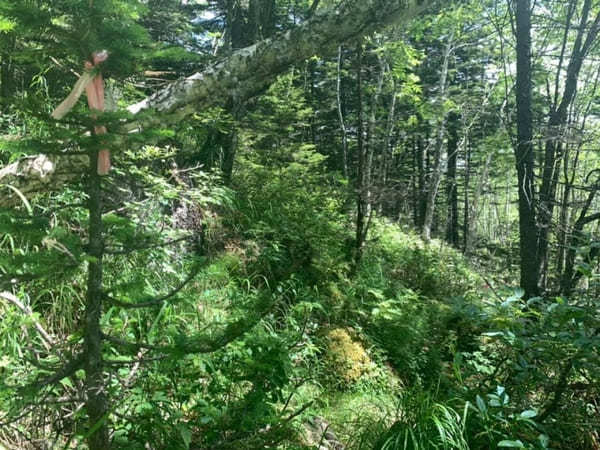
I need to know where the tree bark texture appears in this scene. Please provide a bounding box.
[514,0,539,298]
[84,150,110,449]
[336,45,349,178]
[445,112,460,247]
[355,44,367,264]
[416,133,427,228]
[462,135,471,253]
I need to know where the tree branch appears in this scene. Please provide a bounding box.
[103,261,204,309]
[0,291,55,351]
[19,352,85,394]
[103,294,274,355]
[0,0,432,203]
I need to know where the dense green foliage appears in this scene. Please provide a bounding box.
[1,0,599,449]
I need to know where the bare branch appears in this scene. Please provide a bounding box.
[0,291,55,350]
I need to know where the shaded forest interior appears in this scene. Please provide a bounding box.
[0,0,599,449]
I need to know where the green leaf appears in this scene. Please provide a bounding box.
[367,288,385,300]
[178,425,192,449]
[476,395,486,413]
[520,409,537,419]
[498,440,525,448]
[0,16,16,33]
[483,331,504,337]
[59,377,74,389]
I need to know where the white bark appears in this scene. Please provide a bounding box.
[126,0,429,120]
[0,154,87,206]
[422,36,453,242]
[1,0,432,205]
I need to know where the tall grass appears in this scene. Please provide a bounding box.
[372,391,470,450]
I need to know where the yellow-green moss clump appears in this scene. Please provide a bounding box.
[323,328,373,386]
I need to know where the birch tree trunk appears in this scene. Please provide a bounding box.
[422,36,453,242]
[1,0,432,206]
[336,45,349,178]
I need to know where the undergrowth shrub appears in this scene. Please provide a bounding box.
[339,220,486,388]
[363,221,479,300]
[461,293,600,449]
[232,73,348,287]
[321,328,374,388]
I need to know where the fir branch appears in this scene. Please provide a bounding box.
[103,261,204,309]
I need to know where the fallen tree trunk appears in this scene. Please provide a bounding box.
[1,0,431,206]
[0,154,88,206]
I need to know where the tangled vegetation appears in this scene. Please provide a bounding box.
[1,0,599,449]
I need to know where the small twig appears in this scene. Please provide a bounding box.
[49,56,81,78]
[19,353,84,394]
[101,333,161,352]
[282,401,313,425]
[280,378,309,415]
[125,350,146,388]
[1,291,54,350]
[477,273,505,303]
[539,357,575,422]
[105,235,193,255]
[103,261,203,309]
[307,0,321,18]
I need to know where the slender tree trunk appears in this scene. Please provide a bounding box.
[412,137,419,226]
[421,119,446,240]
[336,46,349,178]
[463,133,471,252]
[380,77,397,189]
[514,0,539,298]
[0,35,15,102]
[465,152,493,254]
[364,55,385,214]
[222,0,277,183]
[416,134,427,228]
[84,150,109,450]
[561,180,600,296]
[220,0,246,183]
[422,37,453,241]
[221,122,238,184]
[556,151,570,278]
[558,63,600,283]
[445,112,460,247]
[355,43,367,264]
[538,0,600,290]
[355,44,385,264]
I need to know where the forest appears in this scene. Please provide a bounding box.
[0,0,599,448]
